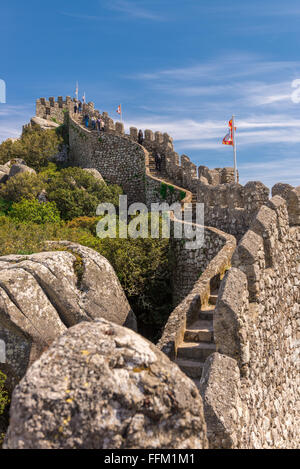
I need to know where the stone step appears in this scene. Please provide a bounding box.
[199,308,214,321]
[209,294,218,305]
[175,358,204,379]
[177,342,216,361]
[184,320,213,343]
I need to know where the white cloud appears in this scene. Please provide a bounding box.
[60,12,103,21]
[126,115,300,146]
[0,125,22,141]
[239,157,300,187]
[132,56,300,82]
[0,104,32,143]
[103,0,163,21]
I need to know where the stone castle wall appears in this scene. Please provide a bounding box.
[197,180,270,239]
[200,186,300,449]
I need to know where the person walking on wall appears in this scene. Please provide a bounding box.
[96,117,100,132]
[138,129,143,145]
[78,101,82,114]
[84,114,89,128]
[91,117,96,130]
[74,103,78,114]
[156,152,162,171]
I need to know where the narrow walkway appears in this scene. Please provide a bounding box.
[174,289,218,385]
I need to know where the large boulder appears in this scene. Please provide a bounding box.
[4,319,208,449]
[30,116,60,129]
[0,242,135,390]
[0,159,28,184]
[8,163,36,179]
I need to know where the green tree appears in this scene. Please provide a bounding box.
[0,371,9,448]
[0,198,12,216]
[0,172,45,203]
[0,125,63,171]
[0,372,8,416]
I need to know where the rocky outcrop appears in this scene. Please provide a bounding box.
[0,160,36,184]
[4,319,208,449]
[30,116,60,130]
[0,242,135,390]
[0,159,28,184]
[8,163,36,179]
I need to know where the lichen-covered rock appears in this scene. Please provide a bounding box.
[3,159,26,168]
[8,163,36,179]
[0,160,27,184]
[4,319,208,449]
[30,116,60,129]
[0,242,135,390]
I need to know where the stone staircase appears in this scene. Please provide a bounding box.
[174,290,218,385]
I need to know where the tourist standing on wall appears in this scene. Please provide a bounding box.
[84,114,89,128]
[74,103,78,114]
[96,117,102,132]
[78,101,82,114]
[91,117,96,130]
[138,129,143,145]
[156,152,162,171]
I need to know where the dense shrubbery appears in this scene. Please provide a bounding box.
[0,172,45,203]
[0,166,122,220]
[9,199,61,224]
[46,167,122,220]
[0,371,9,447]
[0,372,8,416]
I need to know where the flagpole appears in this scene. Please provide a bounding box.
[232,115,238,183]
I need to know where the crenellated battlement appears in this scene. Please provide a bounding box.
[36,96,95,123]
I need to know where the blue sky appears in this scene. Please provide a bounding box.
[1,0,300,188]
